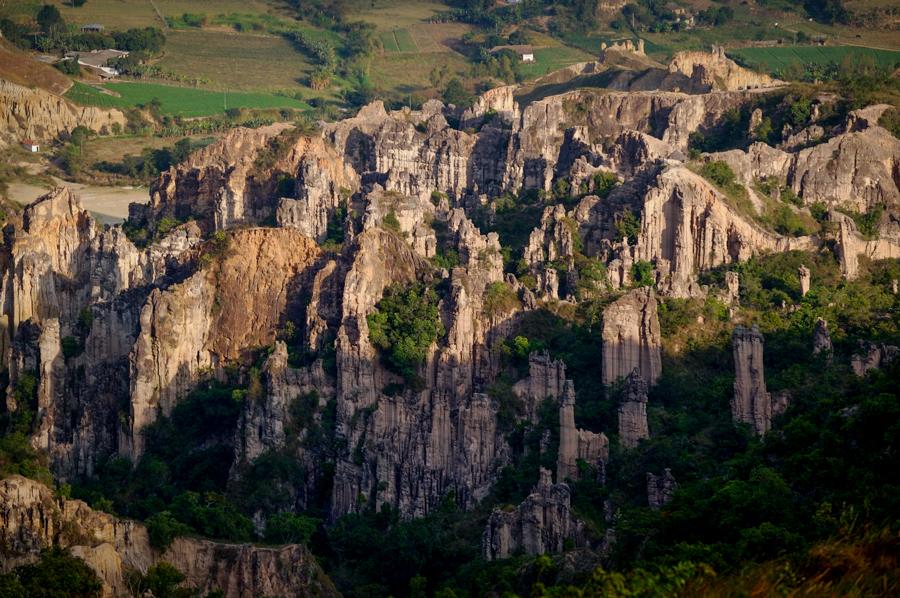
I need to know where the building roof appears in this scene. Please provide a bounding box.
[81,23,104,29]
[69,49,128,68]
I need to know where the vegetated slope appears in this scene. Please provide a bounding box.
[0,39,72,95]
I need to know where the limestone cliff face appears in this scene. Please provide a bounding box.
[0,80,126,144]
[0,475,336,598]
[126,229,321,458]
[731,326,771,435]
[148,124,356,238]
[483,468,586,561]
[602,288,662,386]
[634,166,813,296]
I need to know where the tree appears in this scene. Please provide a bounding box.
[37,4,64,34]
[367,283,444,382]
[10,548,102,598]
[442,78,473,108]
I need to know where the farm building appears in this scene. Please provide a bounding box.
[81,24,104,33]
[490,44,536,62]
[67,49,129,78]
[21,140,39,153]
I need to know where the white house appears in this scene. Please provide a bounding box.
[22,140,39,153]
[522,52,535,63]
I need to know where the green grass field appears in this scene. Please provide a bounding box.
[65,81,308,117]
[394,29,418,53]
[379,31,400,53]
[728,45,900,73]
[518,46,594,79]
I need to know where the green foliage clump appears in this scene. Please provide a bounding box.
[367,283,444,381]
[631,260,654,288]
[264,512,320,545]
[483,281,521,318]
[614,209,640,245]
[381,211,401,234]
[592,171,618,198]
[145,511,190,551]
[0,548,102,598]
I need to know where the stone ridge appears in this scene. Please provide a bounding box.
[0,475,337,598]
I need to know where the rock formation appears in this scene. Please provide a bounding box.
[618,369,649,448]
[483,468,585,561]
[731,326,771,435]
[667,46,781,91]
[851,341,899,377]
[557,381,608,482]
[0,475,337,598]
[602,288,662,385]
[799,265,811,297]
[0,80,126,144]
[647,469,677,508]
[813,318,833,358]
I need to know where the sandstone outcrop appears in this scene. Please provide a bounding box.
[483,468,586,561]
[732,326,771,435]
[0,79,126,144]
[667,46,780,92]
[0,475,336,598]
[618,369,649,448]
[602,288,662,386]
[147,124,356,238]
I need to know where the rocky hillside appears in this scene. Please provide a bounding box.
[1,49,898,596]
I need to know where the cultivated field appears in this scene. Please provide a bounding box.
[157,30,321,92]
[65,81,308,117]
[728,45,900,73]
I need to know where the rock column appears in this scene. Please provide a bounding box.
[731,325,771,435]
[799,265,811,297]
[618,369,649,448]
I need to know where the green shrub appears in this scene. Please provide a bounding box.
[592,171,618,198]
[483,281,521,318]
[382,211,401,234]
[264,512,320,545]
[631,260,654,287]
[367,283,444,381]
[701,161,737,189]
[0,548,102,598]
[614,210,640,245]
[61,336,81,360]
[146,511,190,551]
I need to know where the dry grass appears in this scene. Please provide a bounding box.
[0,39,72,95]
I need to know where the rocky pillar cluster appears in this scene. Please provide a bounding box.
[812,318,832,358]
[731,325,771,435]
[483,468,586,561]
